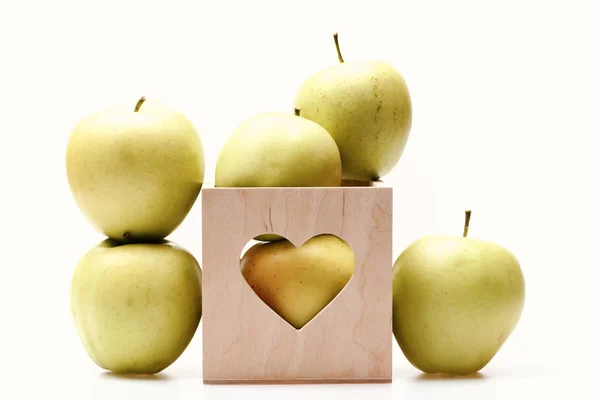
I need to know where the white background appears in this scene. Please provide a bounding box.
[1,0,599,398]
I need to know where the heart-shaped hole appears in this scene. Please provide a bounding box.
[240,234,355,330]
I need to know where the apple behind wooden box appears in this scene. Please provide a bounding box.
[201,182,392,383]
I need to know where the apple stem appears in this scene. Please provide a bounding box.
[463,210,472,237]
[333,33,344,63]
[294,108,300,116]
[134,96,146,112]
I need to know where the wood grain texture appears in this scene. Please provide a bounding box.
[201,184,393,383]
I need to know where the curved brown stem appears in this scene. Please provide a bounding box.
[463,210,472,237]
[333,33,344,63]
[134,96,146,112]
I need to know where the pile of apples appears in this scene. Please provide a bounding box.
[66,34,525,377]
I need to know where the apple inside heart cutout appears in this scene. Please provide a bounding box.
[240,234,355,330]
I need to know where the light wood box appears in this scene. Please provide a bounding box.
[201,182,393,384]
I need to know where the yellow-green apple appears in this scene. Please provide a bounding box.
[294,33,412,182]
[215,112,341,188]
[241,234,354,329]
[392,211,526,375]
[71,239,202,374]
[215,111,342,241]
[66,97,204,243]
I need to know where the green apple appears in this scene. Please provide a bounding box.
[392,211,526,375]
[71,239,202,375]
[294,33,412,182]
[216,112,342,241]
[215,112,342,188]
[66,97,205,243]
[241,234,354,329]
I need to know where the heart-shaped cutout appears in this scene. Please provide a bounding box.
[240,234,355,330]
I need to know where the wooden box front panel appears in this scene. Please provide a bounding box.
[201,186,392,383]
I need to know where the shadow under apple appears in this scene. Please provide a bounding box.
[101,371,173,381]
[414,372,486,381]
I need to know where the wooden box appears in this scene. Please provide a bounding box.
[201,183,393,383]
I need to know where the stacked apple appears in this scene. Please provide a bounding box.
[66,97,205,374]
